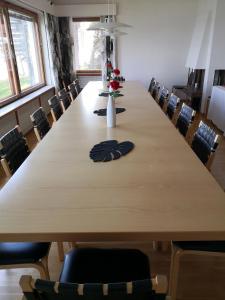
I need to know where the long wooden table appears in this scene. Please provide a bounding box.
[0,81,225,242]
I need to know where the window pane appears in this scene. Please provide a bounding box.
[9,10,42,91]
[0,10,14,101]
[74,22,102,70]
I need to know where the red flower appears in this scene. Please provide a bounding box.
[113,68,120,76]
[110,80,120,90]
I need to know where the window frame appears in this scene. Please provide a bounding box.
[0,0,45,108]
[72,17,102,76]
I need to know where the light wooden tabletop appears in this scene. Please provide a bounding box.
[0,81,225,242]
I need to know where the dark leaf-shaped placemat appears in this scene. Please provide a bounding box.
[90,140,134,162]
[99,92,109,97]
[93,108,126,116]
[99,91,124,97]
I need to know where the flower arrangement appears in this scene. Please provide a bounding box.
[110,80,120,90]
[113,68,120,76]
[109,80,123,98]
[106,68,123,128]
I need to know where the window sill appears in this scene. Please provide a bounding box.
[76,70,102,76]
[0,86,55,119]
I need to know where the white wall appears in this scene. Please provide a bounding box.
[185,0,225,112]
[14,0,55,14]
[54,4,116,17]
[210,0,225,70]
[11,0,198,92]
[116,0,198,90]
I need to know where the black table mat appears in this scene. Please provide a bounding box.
[93,108,126,116]
[90,140,134,162]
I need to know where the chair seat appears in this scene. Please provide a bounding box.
[60,248,150,283]
[173,241,225,252]
[0,243,51,265]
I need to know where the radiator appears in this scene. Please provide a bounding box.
[77,75,102,88]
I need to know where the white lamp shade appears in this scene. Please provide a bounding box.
[87,21,132,31]
[105,30,128,37]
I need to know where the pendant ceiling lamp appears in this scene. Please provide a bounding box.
[87,22,131,31]
[87,0,131,32]
[104,30,128,37]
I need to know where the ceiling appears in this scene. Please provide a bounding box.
[52,0,109,4]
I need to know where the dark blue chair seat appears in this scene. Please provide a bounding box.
[20,248,167,300]
[176,103,195,137]
[173,241,225,252]
[0,126,30,175]
[21,277,166,300]
[191,121,219,166]
[166,94,180,120]
[60,248,150,283]
[0,242,51,265]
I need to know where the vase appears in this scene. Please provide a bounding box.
[107,95,116,128]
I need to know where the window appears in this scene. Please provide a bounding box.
[73,18,102,73]
[0,2,44,106]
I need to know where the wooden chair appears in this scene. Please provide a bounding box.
[74,80,82,95]
[169,241,225,300]
[191,121,220,170]
[58,88,71,112]
[158,87,169,109]
[20,247,168,300]
[30,107,51,142]
[0,126,30,177]
[166,94,180,122]
[176,103,196,141]
[152,82,160,101]
[68,82,78,101]
[0,127,65,263]
[0,242,51,280]
[148,77,156,94]
[48,95,63,122]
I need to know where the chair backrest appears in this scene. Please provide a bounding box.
[0,126,30,176]
[74,80,82,94]
[68,82,78,100]
[20,275,167,300]
[148,77,156,94]
[176,103,196,137]
[191,121,220,165]
[152,82,160,100]
[48,96,63,122]
[166,94,180,120]
[58,88,71,111]
[30,107,50,142]
[158,87,169,109]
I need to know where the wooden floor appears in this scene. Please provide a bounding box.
[0,113,225,300]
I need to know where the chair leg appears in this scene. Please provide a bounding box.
[40,255,50,280]
[168,244,183,300]
[153,241,171,252]
[69,242,77,248]
[153,241,160,251]
[163,102,168,113]
[34,259,50,280]
[57,242,65,261]
[161,241,171,252]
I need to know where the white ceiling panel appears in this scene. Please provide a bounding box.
[53,0,109,5]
